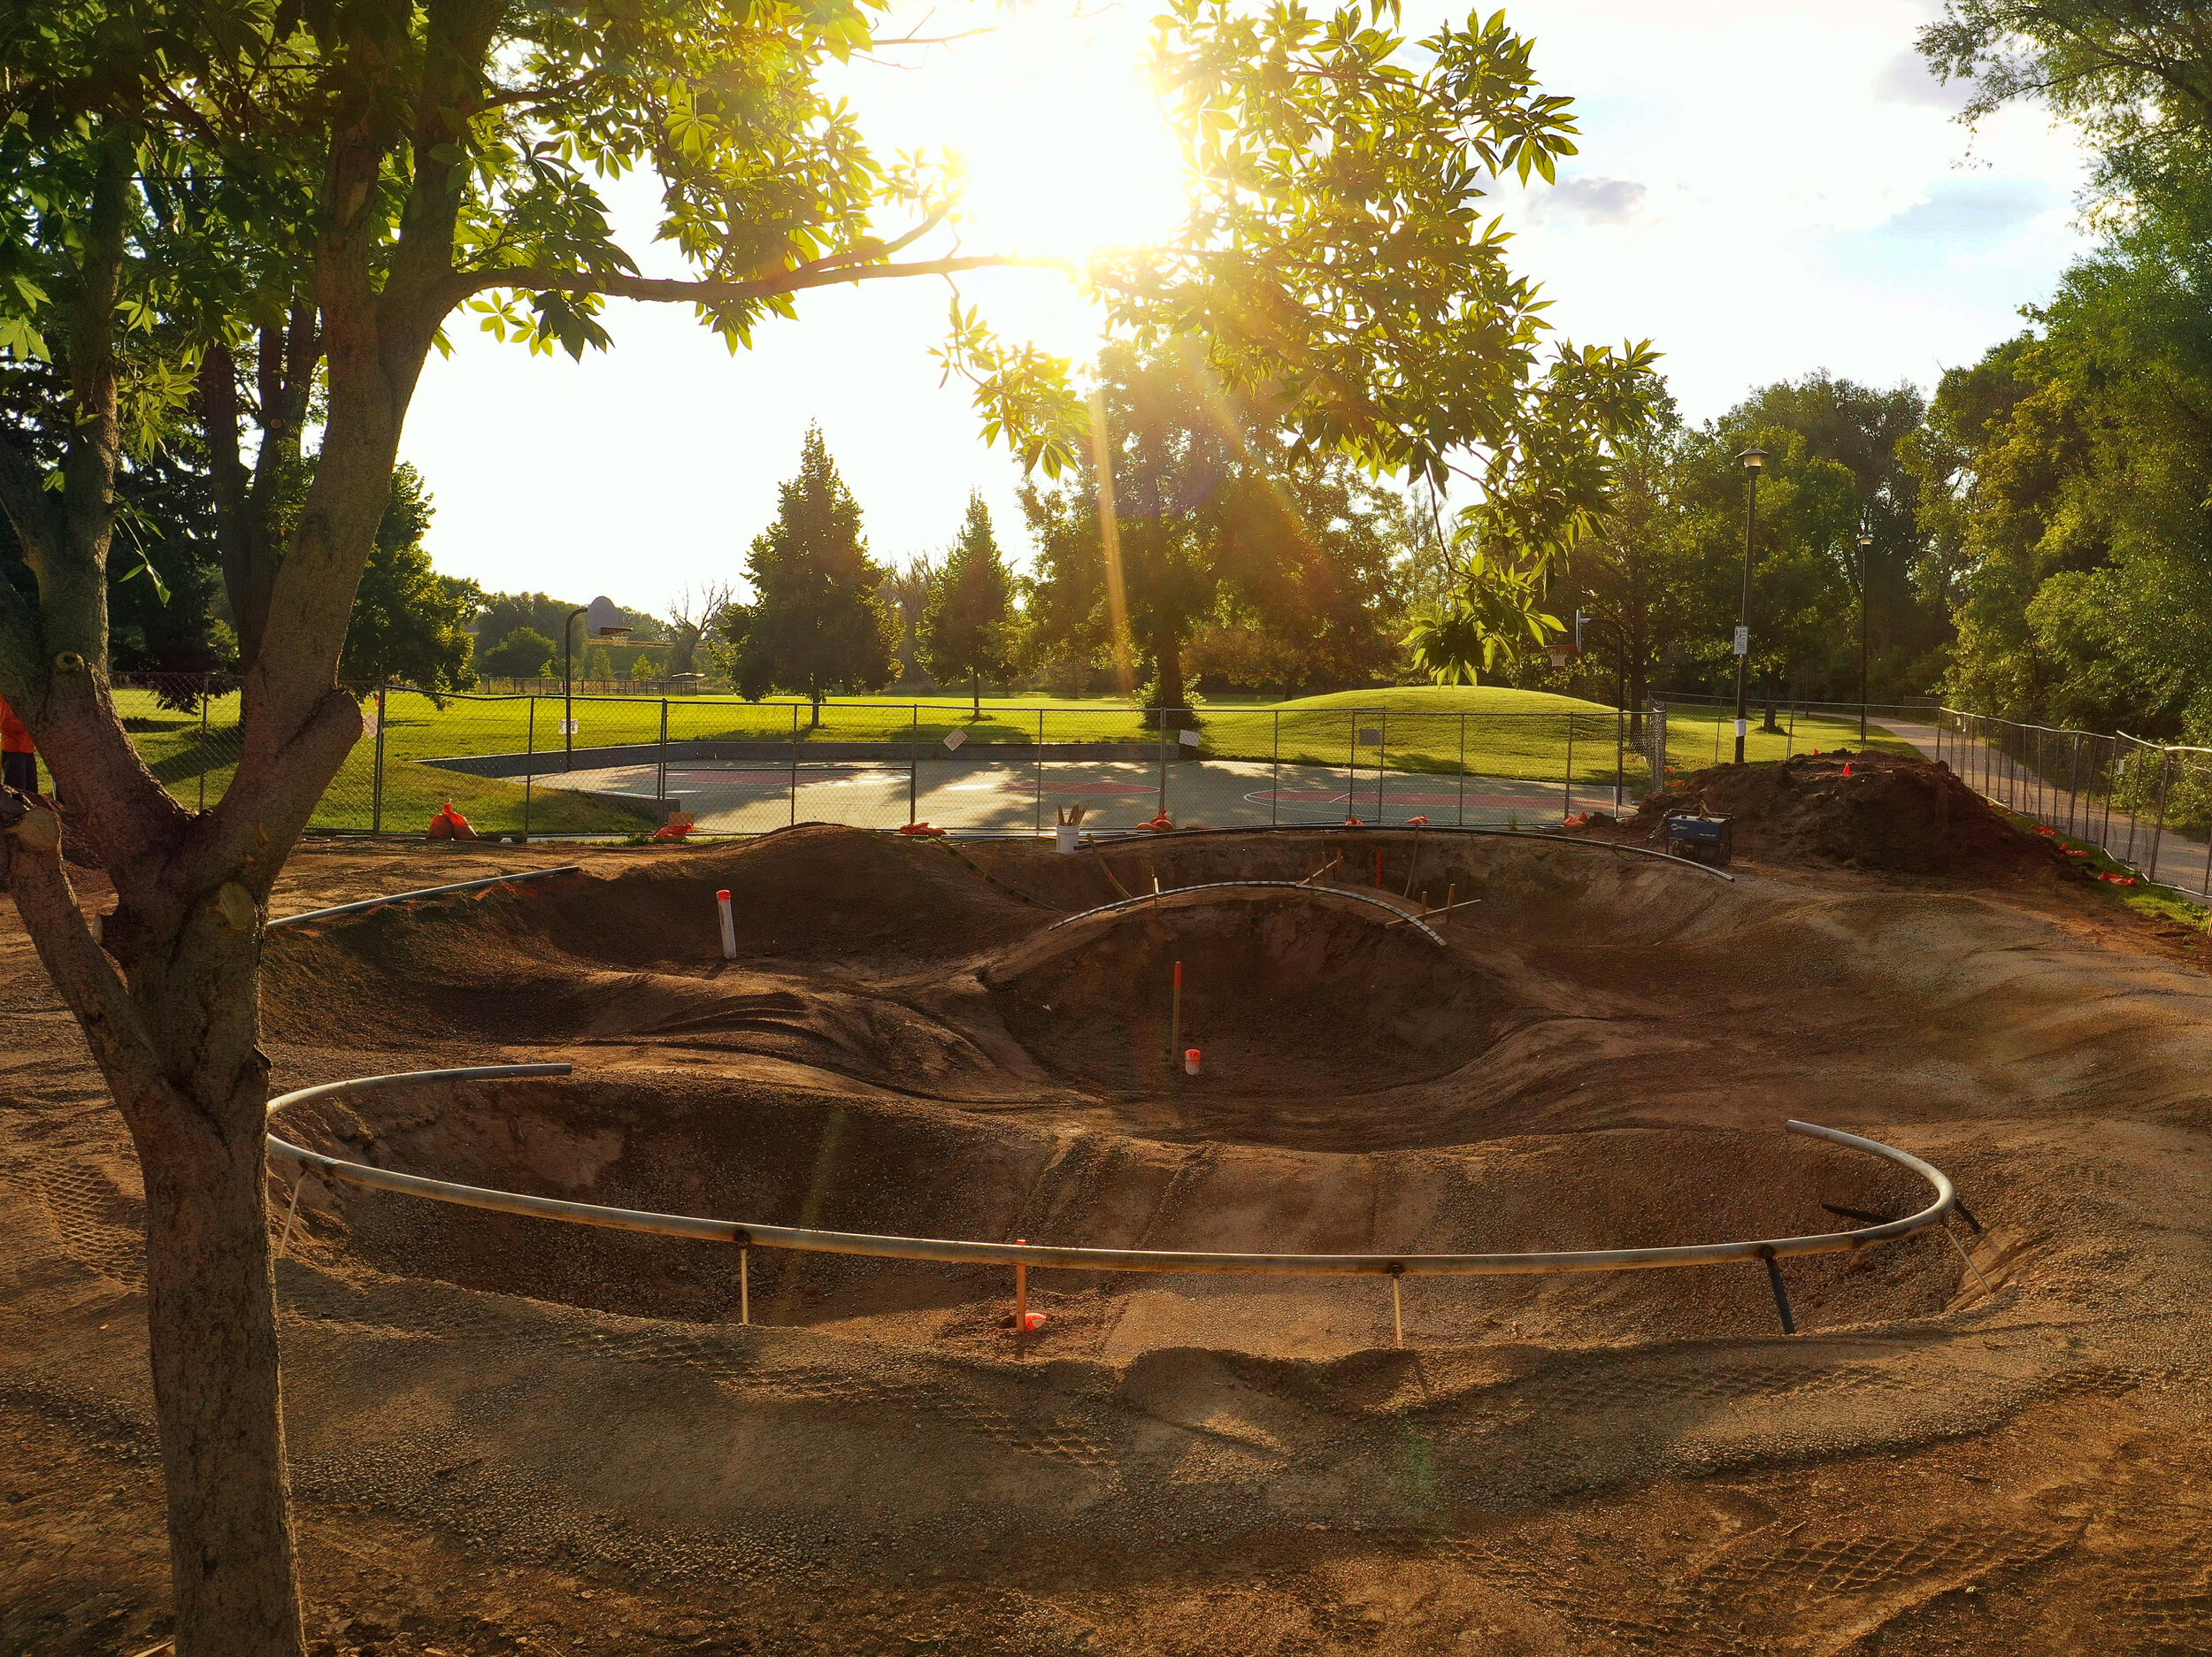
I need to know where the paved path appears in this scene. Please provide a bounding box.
[530,755,1633,836]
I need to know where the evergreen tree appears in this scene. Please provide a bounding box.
[920,494,1016,715]
[731,426,899,722]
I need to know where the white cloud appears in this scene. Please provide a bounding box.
[1531,176,1647,226]
[1873,46,1978,114]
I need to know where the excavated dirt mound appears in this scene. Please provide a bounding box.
[1595,748,2077,878]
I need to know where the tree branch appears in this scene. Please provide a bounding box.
[451,252,1072,311]
[0,427,63,571]
[3,825,175,1139]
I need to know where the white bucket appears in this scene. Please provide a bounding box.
[1055,825,1081,855]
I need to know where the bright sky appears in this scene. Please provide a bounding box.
[397,0,2090,622]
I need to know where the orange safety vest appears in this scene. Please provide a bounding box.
[0,695,30,755]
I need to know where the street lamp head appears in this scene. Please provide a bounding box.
[1738,446,1770,473]
[1858,533,1873,548]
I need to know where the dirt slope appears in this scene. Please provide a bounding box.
[5,821,2212,1656]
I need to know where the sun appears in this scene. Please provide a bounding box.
[864,4,1191,263]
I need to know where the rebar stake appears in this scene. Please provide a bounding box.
[1943,1221,1993,1294]
[1170,961,1183,1071]
[1761,1248,1796,1335]
[275,1176,305,1260]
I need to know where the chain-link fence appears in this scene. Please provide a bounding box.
[1934,709,2212,897]
[105,677,1683,840]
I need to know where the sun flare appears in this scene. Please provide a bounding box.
[869,5,1190,262]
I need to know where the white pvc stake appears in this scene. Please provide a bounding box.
[275,1177,304,1260]
[716,887,737,960]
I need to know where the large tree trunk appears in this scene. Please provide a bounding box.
[5,840,303,1657]
[133,921,299,1654]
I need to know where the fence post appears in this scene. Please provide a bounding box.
[657,696,669,815]
[1458,712,1466,826]
[1614,703,1624,810]
[1271,710,1279,828]
[2147,748,2172,885]
[1034,707,1044,835]
[524,696,535,841]
[371,684,388,833]
[196,676,211,813]
[1377,709,1387,821]
[2067,733,2083,838]
[1157,709,1170,821]
[1563,714,1574,821]
[2101,736,2115,851]
[910,702,919,826]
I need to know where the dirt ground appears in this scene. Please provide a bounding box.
[6,760,2212,1655]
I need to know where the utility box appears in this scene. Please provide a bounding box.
[1663,813,1733,868]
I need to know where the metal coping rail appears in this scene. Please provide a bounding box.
[1044,881,1447,946]
[267,866,585,931]
[266,1065,1954,1277]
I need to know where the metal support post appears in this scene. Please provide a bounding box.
[1458,713,1467,826]
[789,702,799,826]
[1563,715,1575,820]
[372,684,388,833]
[196,680,211,813]
[1377,710,1387,822]
[1034,708,1044,835]
[523,698,535,841]
[2147,749,2172,885]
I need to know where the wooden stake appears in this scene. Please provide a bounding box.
[1444,883,1455,924]
[1390,1270,1405,1348]
[740,1247,750,1325]
[1170,960,1183,1068]
[1015,1237,1029,1344]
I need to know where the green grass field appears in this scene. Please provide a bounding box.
[113,681,1919,835]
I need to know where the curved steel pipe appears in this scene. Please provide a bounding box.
[1042,880,1447,946]
[267,867,585,931]
[268,1069,1955,1277]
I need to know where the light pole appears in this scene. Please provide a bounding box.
[1733,446,1769,764]
[1857,530,1873,745]
[563,595,630,772]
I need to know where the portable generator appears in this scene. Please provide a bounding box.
[1662,812,1733,868]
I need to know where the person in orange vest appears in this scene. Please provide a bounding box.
[0,694,35,795]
